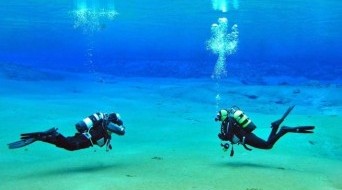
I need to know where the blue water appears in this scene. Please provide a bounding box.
[1,2,342,189]
[0,0,341,82]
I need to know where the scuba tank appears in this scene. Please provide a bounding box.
[229,106,256,133]
[75,112,105,133]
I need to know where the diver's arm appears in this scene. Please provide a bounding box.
[107,122,125,136]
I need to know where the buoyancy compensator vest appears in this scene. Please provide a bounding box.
[229,106,256,133]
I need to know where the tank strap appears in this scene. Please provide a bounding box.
[241,136,252,151]
[105,138,112,152]
[82,127,94,146]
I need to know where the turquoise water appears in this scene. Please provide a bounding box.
[0,1,342,190]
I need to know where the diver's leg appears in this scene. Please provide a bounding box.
[55,134,92,151]
[244,133,273,149]
[267,127,288,147]
[21,128,91,151]
[44,133,92,151]
[267,124,279,142]
[267,126,315,147]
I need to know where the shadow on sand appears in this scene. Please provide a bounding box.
[215,161,289,171]
[20,162,124,179]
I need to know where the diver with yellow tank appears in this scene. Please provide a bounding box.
[215,105,315,156]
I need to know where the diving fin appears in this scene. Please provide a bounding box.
[8,138,36,149]
[271,105,295,128]
[8,128,58,149]
[281,126,315,133]
[20,127,58,140]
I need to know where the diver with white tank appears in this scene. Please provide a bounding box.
[8,112,125,151]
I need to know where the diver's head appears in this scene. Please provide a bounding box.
[215,109,228,122]
[108,113,123,126]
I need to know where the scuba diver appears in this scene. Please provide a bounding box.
[215,105,315,157]
[8,112,125,151]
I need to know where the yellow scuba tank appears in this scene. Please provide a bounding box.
[230,107,256,132]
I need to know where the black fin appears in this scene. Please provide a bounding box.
[282,126,315,133]
[20,128,57,140]
[8,138,36,149]
[271,105,295,128]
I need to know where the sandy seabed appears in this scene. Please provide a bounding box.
[0,75,341,190]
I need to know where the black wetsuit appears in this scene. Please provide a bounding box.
[51,123,110,151]
[218,116,286,149]
[40,112,125,151]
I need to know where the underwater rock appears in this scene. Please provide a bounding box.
[292,89,301,94]
[274,98,290,105]
[244,94,258,99]
[151,156,163,160]
[308,140,315,145]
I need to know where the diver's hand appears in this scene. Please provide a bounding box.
[218,133,229,141]
[107,122,125,136]
[107,113,123,126]
[116,119,123,126]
